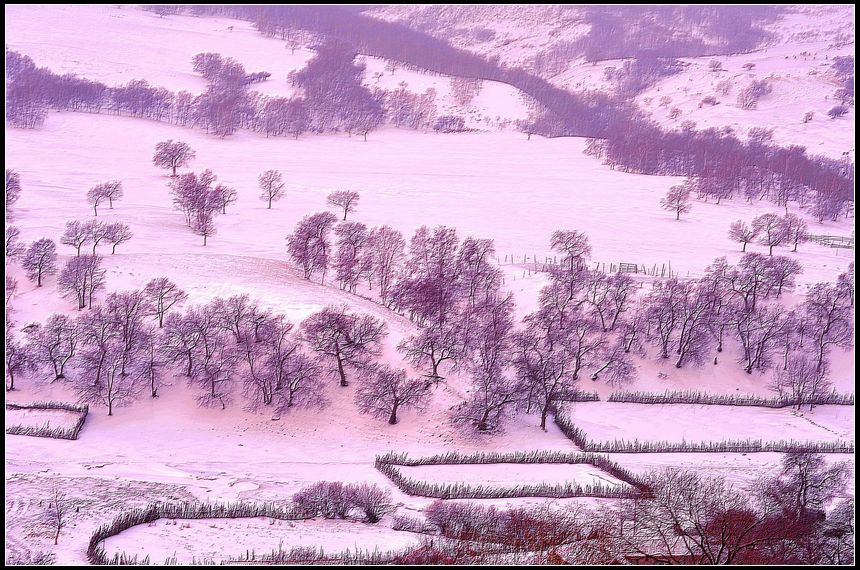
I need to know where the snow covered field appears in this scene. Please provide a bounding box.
[571,402,853,445]
[5,4,855,566]
[397,462,628,490]
[5,407,82,434]
[102,517,421,565]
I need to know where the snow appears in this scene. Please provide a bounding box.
[571,402,853,445]
[4,407,83,432]
[3,4,315,96]
[102,517,421,565]
[396,462,628,490]
[4,3,855,566]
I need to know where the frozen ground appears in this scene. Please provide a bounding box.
[3,4,531,131]
[4,3,855,566]
[396,462,628,490]
[571,402,853,445]
[4,407,83,433]
[102,517,421,565]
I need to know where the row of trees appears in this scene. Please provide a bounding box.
[7,48,440,141]
[284,215,853,432]
[6,174,853,433]
[729,212,809,254]
[587,124,853,224]
[7,274,432,424]
[8,43,852,221]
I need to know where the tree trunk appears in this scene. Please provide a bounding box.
[335,351,348,387]
[540,404,549,431]
[388,404,398,425]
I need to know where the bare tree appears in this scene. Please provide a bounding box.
[612,468,787,564]
[299,305,387,387]
[46,486,70,545]
[258,169,285,209]
[769,353,832,410]
[26,314,81,381]
[366,225,405,305]
[153,139,196,176]
[6,332,32,391]
[327,190,360,221]
[75,341,141,415]
[104,222,133,254]
[752,213,787,256]
[135,327,167,397]
[660,182,693,220]
[60,220,89,256]
[214,184,238,215]
[781,213,809,252]
[142,278,188,327]
[355,365,430,424]
[286,211,339,283]
[6,226,26,260]
[84,219,109,254]
[87,181,122,216]
[334,221,371,293]
[804,281,853,370]
[728,220,758,252]
[22,238,58,287]
[550,229,592,269]
[766,452,852,520]
[274,350,326,412]
[6,169,21,211]
[57,255,106,310]
[453,294,521,432]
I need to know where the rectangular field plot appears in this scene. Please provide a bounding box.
[5,403,88,440]
[571,402,853,446]
[102,517,420,565]
[376,452,646,499]
[397,462,629,490]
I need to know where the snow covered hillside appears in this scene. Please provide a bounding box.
[5,4,855,567]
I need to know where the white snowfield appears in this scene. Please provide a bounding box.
[102,517,422,565]
[4,4,855,566]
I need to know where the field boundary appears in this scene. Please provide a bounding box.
[5,401,89,440]
[375,450,650,499]
[553,412,854,454]
[87,501,314,565]
[606,390,855,408]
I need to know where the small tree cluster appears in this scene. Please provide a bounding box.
[291,481,393,523]
[86,180,123,216]
[61,219,132,256]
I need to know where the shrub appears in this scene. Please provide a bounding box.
[349,483,394,523]
[433,115,466,133]
[827,105,848,119]
[291,481,352,519]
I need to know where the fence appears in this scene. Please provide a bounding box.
[808,234,854,249]
[498,254,677,278]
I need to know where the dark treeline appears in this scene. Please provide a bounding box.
[150,6,852,218]
[8,15,854,219]
[571,5,780,61]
